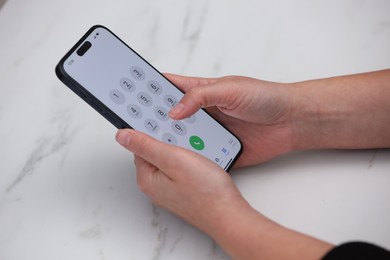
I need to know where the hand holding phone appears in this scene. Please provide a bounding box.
[56,25,242,171]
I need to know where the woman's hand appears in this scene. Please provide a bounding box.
[115,129,333,259]
[115,129,249,234]
[165,70,390,166]
[165,74,297,167]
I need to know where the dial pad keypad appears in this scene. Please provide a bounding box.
[108,67,196,146]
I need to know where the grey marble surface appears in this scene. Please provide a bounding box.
[0,0,389,259]
[0,0,5,10]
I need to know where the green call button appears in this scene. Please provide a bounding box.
[189,135,205,150]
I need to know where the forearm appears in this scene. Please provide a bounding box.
[208,201,333,259]
[290,69,390,150]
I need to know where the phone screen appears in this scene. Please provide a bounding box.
[56,25,242,171]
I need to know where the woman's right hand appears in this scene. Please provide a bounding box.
[167,69,390,166]
[166,74,298,167]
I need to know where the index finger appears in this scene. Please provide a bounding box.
[163,73,217,92]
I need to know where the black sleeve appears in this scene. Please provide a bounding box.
[322,241,390,260]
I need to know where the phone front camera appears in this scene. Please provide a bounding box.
[76,41,92,56]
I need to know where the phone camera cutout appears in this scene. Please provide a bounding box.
[77,41,92,56]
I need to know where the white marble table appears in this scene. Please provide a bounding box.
[0,0,389,259]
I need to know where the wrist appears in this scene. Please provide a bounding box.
[288,81,329,151]
[206,195,333,259]
[288,79,353,151]
[206,198,272,258]
[289,70,390,150]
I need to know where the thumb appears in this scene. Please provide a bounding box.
[115,129,185,176]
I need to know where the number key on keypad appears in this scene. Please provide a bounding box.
[147,80,163,95]
[137,92,153,107]
[120,77,136,92]
[130,66,145,80]
[109,89,125,104]
[154,106,168,121]
[127,104,143,119]
[162,133,177,145]
[144,118,160,134]
[164,94,178,108]
[171,121,187,136]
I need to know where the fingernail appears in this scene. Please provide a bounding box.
[116,130,131,146]
[169,102,184,117]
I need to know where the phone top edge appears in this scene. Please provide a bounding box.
[55,26,132,130]
[56,25,107,69]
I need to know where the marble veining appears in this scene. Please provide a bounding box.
[6,109,77,193]
[151,206,169,260]
[367,150,378,170]
[180,1,210,74]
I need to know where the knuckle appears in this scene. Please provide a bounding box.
[133,134,151,156]
[186,87,207,106]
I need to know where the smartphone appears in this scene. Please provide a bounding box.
[56,25,242,171]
